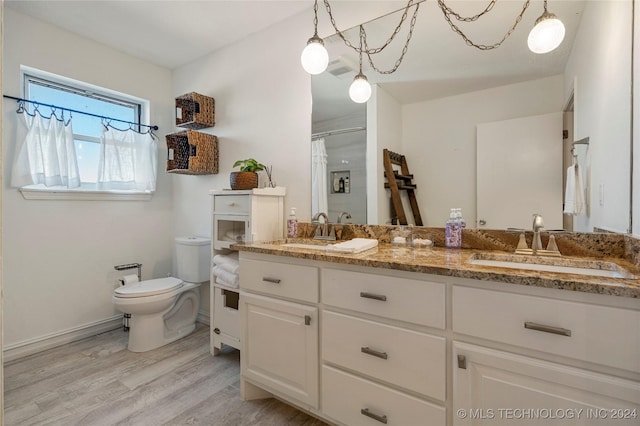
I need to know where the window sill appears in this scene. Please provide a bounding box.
[19,187,153,201]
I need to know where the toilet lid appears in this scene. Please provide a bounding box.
[114,277,184,298]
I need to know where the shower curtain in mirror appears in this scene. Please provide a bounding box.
[97,125,157,192]
[11,110,80,188]
[311,138,328,216]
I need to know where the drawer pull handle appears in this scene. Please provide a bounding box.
[361,346,388,360]
[227,202,236,206]
[360,292,387,302]
[262,277,281,284]
[305,315,311,326]
[361,408,388,424]
[457,354,467,369]
[524,321,571,337]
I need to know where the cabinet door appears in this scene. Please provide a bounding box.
[213,214,249,250]
[211,286,240,354]
[241,293,319,408]
[453,341,640,425]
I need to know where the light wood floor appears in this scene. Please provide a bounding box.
[4,324,328,425]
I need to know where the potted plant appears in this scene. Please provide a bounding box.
[230,158,265,190]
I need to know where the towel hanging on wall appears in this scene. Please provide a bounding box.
[563,163,586,216]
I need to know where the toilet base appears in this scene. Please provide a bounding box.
[128,317,197,352]
[126,288,200,352]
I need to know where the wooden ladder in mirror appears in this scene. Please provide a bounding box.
[383,149,423,226]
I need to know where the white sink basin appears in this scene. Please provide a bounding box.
[468,254,636,279]
[281,243,328,251]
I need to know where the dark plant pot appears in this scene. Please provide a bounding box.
[230,171,258,190]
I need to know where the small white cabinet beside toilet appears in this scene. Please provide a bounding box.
[209,188,285,355]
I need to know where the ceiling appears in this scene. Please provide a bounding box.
[6,0,587,118]
[5,0,311,69]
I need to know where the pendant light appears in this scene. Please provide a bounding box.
[349,27,372,103]
[301,0,329,74]
[528,0,565,54]
[349,73,372,103]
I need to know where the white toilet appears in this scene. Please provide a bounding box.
[113,236,211,352]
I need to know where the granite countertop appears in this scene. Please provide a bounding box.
[233,239,640,299]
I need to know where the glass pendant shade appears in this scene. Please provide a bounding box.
[349,73,372,103]
[301,36,329,75]
[528,11,565,54]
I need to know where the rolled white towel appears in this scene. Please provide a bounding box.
[213,252,239,265]
[215,276,239,289]
[213,266,239,287]
[213,254,240,274]
[224,231,245,242]
[219,262,239,274]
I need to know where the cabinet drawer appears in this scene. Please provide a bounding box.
[322,268,445,328]
[323,311,445,400]
[453,286,640,373]
[322,365,446,426]
[213,194,250,214]
[241,258,318,303]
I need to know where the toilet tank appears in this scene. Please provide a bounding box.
[175,236,211,283]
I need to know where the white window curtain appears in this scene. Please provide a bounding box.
[97,125,157,192]
[311,138,328,215]
[11,111,81,188]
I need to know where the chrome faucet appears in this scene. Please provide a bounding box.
[312,212,335,240]
[337,212,352,223]
[531,213,544,255]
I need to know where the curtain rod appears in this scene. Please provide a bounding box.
[2,94,159,131]
[312,126,365,139]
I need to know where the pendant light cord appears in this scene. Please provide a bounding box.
[438,0,531,50]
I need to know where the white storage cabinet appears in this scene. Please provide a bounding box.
[209,188,285,355]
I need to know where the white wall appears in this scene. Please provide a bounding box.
[401,75,564,228]
[2,9,175,351]
[171,12,314,315]
[370,85,403,225]
[565,0,632,233]
[635,0,640,237]
[1,1,5,417]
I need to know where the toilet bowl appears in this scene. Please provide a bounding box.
[113,278,200,352]
[113,236,210,352]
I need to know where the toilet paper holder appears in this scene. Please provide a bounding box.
[114,262,142,283]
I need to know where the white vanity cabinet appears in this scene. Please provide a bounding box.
[321,268,447,426]
[238,250,640,426]
[209,188,285,355]
[452,285,640,426]
[240,256,319,409]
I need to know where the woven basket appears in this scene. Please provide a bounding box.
[175,92,215,129]
[166,130,218,175]
[230,171,258,190]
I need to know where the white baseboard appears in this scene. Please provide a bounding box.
[5,311,211,362]
[3,315,123,363]
[197,310,210,326]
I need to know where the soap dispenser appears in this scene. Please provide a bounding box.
[446,208,462,249]
[287,207,298,238]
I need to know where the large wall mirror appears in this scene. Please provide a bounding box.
[312,0,633,233]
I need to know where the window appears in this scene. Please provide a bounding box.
[18,68,154,200]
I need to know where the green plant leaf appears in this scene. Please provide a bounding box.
[233,158,266,172]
